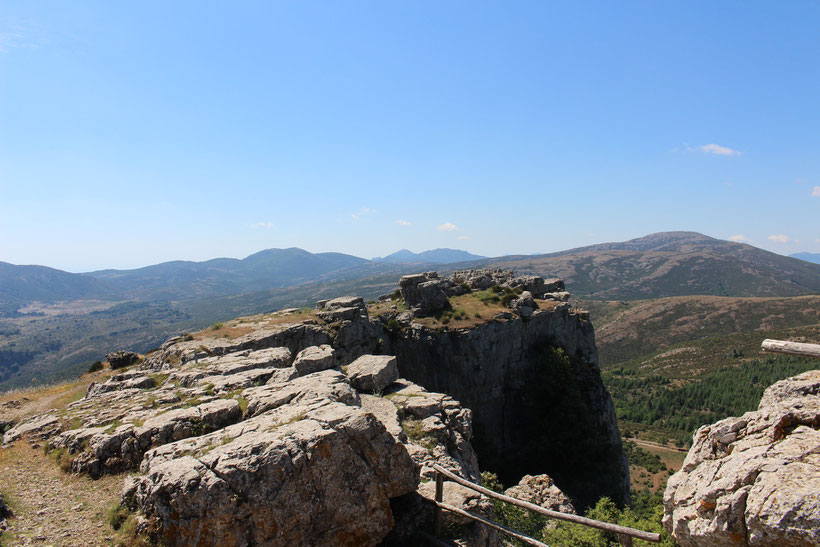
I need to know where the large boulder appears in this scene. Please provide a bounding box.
[511,291,538,318]
[345,355,399,393]
[505,474,576,514]
[399,273,450,316]
[292,344,336,376]
[106,350,140,369]
[664,370,820,546]
[126,403,418,546]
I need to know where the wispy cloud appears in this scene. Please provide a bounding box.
[457,235,471,240]
[728,234,752,243]
[768,234,790,243]
[692,143,742,156]
[395,220,411,226]
[0,18,47,54]
[249,221,275,229]
[437,222,458,232]
[351,207,373,222]
[812,186,820,197]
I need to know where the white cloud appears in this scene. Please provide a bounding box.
[437,222,458,232]
[456,235,471,240]
[696,144,742,156]
[728,234,751,243]
[249,221,275,229]
[811,186,820,197]
[351,207,373,222]
[395,220,411,226]
[768,234,790,243]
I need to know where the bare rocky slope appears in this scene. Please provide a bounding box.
[3,269,626,544]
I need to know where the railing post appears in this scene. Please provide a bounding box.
[434,470,444,537]
[619,533,633,547]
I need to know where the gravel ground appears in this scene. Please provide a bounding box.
[0,443,125,546]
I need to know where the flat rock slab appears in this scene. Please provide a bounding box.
[3,414,61,445]
[345,355,399,393]
[292,344,336,376]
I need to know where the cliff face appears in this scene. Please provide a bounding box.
[386,301,628,510]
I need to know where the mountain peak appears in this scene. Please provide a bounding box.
[373,248,486,264]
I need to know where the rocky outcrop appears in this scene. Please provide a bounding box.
[505,474,576,514]
[664,370,820,546]
[382,298,628,510]
[106,350,140,369]
[126,394,417,545]
[5,269,625,543]
[399,272,451,316]
[2,414,61,445]
[7,321,495,544]
[292,344,336,375]
[511,290,538,317]
[345,354,399,393]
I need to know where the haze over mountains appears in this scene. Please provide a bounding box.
[1,231,819,391]
[372,248,486,264]
[791,252,820,265]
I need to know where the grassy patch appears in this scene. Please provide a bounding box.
[107,502,130,530]
[149,373,169,388]
[237,396,249,414]
[401,418,437,452]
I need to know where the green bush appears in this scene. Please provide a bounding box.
[88,360,104,373]
[107,503,130,530]
[479,476,674,547]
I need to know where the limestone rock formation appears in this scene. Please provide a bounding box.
[127,397,417,545]
[511,290,538,317]
[664,369,820,546]
[106,350,140,369]
[292,344,336,375]
[399,272,450,316]
[4,301,497,544]
[505,474,576,514]
[344,354,399,393]
[381,292,628,509]
[2,413,61,445]
[4,270,627,543]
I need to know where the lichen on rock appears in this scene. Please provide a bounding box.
[664,369,820,546]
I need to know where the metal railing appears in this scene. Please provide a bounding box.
[431,465,661,546]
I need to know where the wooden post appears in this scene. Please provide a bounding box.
[761,339,820,359]
[433,471,444,537]
[619,533,633,547]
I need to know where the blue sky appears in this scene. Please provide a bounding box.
[1,1,818,271]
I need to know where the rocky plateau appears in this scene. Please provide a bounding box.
[3,269,625,545]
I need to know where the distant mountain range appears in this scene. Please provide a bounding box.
[479,231,820,299]
[3,234,819,314]
[88,248,371,300]
[790,252,820,265]
[2,231,819,390]
[372,248,486,264]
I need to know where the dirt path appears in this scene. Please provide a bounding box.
[0,443,125,546]
[632,438,687,453]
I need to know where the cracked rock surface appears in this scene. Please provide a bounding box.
[664,369,820,546]
[4,302,498,545]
